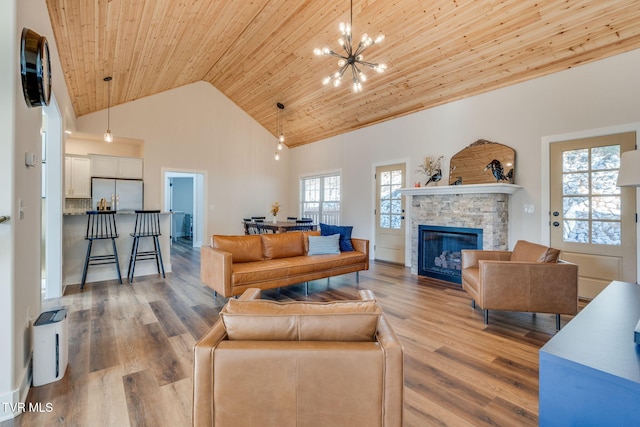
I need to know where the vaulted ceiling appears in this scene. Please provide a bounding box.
[46,0,640,148]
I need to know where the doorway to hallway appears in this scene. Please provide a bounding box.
[162,170,206,248]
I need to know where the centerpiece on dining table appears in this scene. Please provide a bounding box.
[270,201,280,223]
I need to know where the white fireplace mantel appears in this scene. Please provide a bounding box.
[398,183,522,196]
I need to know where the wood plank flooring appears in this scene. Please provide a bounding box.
[2,238,580,426]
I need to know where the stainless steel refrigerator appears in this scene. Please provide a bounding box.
[91,178,143,212]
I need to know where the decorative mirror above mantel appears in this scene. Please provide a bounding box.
[448,139,516,185]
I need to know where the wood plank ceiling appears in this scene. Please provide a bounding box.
[46,0,640,148]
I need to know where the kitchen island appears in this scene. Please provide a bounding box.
[63,211,172,286]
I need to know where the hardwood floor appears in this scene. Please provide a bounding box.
[3,238,577,426]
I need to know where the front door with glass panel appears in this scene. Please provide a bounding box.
[550,133,636,298]
[375,164,406,264]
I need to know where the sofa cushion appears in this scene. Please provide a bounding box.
[261,232,305,260]
[302,230,321,254]
[307,234,341,255]
[510,240,560,263]
[220,299,381,342]
[320,223,355,252]
[213,235,263,263]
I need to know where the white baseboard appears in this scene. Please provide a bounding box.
[0,358,32,421]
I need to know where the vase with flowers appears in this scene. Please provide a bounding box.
[270,201,280,223]
[416,155,444,186]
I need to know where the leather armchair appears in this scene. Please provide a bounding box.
[193,288,404,427]
[461,240,578,330]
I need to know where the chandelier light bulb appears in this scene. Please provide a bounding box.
[375,34,385,44]
[313,48,322,56]
[104,129,113,143]
[274,151,280,161]
[338,59,346,67]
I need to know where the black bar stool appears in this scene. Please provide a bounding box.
[127,210,165,283]
[81,211,122,290]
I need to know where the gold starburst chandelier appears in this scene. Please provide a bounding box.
[313,0,387,93]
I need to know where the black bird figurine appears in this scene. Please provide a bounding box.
[506,168,514,183]
[484,159,510,183]
[426,168,442,186]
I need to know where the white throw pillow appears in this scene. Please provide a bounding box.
[307,234,341,255]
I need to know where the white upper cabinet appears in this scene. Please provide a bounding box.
[90,155,143,179]
[65,155,91,198]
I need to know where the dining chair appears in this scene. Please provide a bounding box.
[291,219,315,231]
[243,218,259,235]
[256,222,274,234]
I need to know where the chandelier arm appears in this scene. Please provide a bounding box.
[354,43,369,57]
[338,63,349,78]
[351,65,360,82]
[341,35,352,55]
[357,60,381,68]
[327,52,348,60]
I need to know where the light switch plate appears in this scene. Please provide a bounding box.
[25,152,37,167]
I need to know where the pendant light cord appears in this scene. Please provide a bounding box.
[350,0,353,30]
[107,80,110,129]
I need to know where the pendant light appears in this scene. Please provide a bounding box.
[103,76,113,143]
[277,102,285,149]
[274,102,285,160]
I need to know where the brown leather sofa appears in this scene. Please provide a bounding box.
[200,231,369,298]
[461,240,578,329]
[193,288,404,427]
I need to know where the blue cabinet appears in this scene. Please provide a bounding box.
[539,281,640,426]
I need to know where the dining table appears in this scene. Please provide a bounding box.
[249,220,317,233]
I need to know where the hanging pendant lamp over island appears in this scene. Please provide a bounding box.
[103,76,113,143]
[313,0,387,93]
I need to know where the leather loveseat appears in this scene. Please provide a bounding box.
[192,288,404,427]
[461,240,578,329]
[200,231,369,298]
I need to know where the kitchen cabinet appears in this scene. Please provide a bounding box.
[64,155,91,198]
[90,155,143,179]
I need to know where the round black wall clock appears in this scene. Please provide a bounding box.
[20,28,52,108]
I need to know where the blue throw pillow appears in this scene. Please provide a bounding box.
[320,223,355,252]
[307,234,341,255]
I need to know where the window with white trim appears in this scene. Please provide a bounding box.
[300,173,341,225]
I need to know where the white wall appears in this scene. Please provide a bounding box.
[290,48,640,263]
[76,82,291,237]
[1,0,77,420]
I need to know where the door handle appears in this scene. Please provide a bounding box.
[552,221,560,227]
[552,211,560,217]
[401,216,405,220]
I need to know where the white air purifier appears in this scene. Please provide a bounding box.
[32,309,68,386]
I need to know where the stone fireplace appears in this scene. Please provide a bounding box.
[399,184,521,280]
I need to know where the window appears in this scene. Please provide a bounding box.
[300,173,341,225]
[562,145,622,245]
